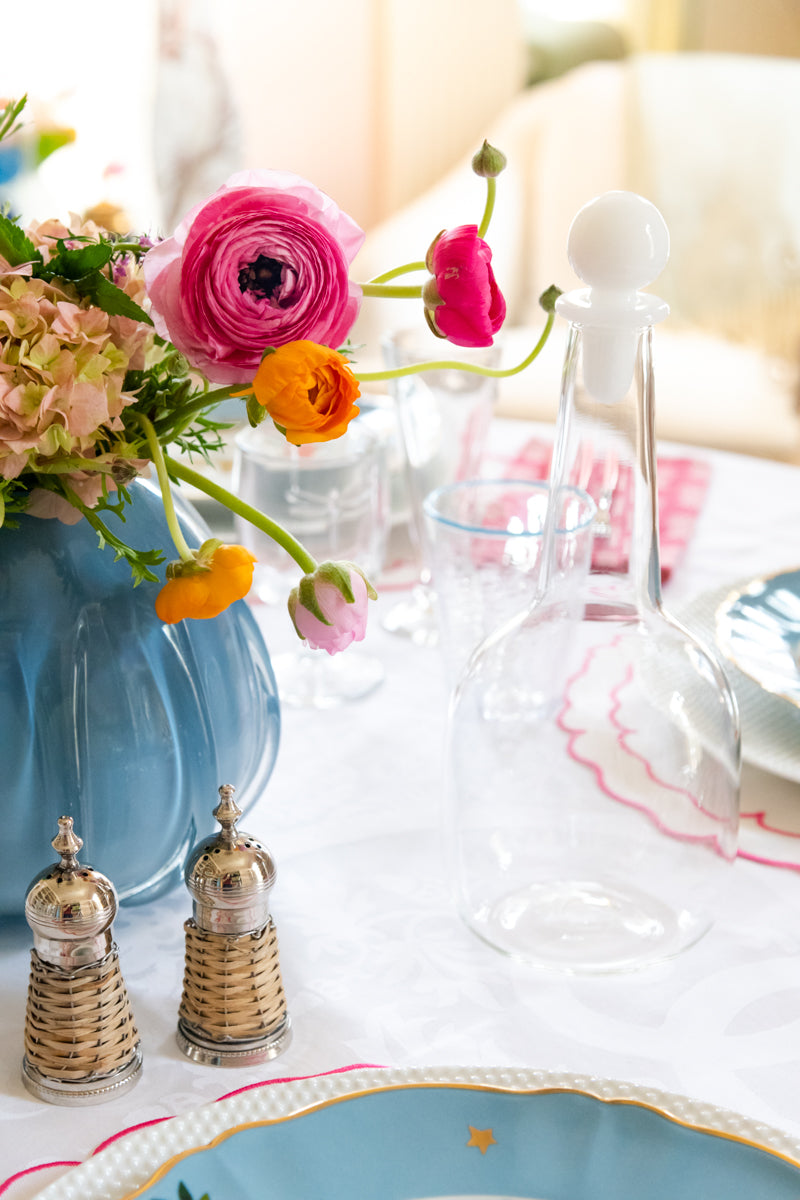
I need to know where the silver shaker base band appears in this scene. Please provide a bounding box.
[176,1014,292,1067]
[21,1044,143,1106]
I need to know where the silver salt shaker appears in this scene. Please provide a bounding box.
[177,783,292,1065]
[22,816,142,1104]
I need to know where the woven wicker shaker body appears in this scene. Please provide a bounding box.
[179,917,288,1043]
[24,947,140,1082]
[22,815,143,1102]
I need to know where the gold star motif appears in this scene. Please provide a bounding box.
[466,1125,497,1154]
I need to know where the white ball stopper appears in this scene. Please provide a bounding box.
[556,191,670,404]
[567,191,669,292]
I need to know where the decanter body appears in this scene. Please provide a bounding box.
[444,193,740,973]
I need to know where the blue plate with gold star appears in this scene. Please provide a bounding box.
[34,1066,800,1200]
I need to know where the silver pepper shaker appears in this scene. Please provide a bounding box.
[22,816,142,1104]
[177,784,292,1066]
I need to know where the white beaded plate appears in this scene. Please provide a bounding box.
[33,1065,800,1200]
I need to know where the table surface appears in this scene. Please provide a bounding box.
[3,419,800,1196]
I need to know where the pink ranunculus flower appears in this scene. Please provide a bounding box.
[143,170,365,385]
[423,224,506,347]
[288,561,377,655]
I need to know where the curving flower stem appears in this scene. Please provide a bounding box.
[355,311,555,384]
[367,260,427,284]
[478,177,497,240]
[29,456,117,474]
[359,282,423,299]
[136,413,195,563]
[151,387,239,442]
[164,455,318,576]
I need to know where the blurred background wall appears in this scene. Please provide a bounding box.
[3,0,799,237]
[3,0,800,458]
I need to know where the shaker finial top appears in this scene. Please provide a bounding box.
[25,816,118,967]
[213,783,242,845]
[51,815,83,870]
[185,783,277,934]
[566,190,669,293]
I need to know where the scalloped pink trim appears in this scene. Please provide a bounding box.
[1,1161,80,1195]
[90,1118,173,1156]
[558,639,732,855]
[559,636,800,871]
[2,1064,390,1189]
[214,1062,386,1103]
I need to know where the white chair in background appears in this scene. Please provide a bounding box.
[351,53,800,461]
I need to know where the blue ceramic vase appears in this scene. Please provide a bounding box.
[0,479,280,915]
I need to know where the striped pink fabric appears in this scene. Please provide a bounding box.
[502,436,710,583]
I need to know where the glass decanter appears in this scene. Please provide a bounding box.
[444,192,740,973]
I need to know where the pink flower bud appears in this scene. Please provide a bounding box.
[423,224,506,348]
[288,561,377,655]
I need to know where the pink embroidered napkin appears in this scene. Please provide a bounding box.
[497,435,711,583]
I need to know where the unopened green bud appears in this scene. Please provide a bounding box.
[471,140,507,178]
[538,284,563,314]
[167,353,191,378]
[110,458,139,486]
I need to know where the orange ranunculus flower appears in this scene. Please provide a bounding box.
[155,543,256,624]
[250,340,360,445]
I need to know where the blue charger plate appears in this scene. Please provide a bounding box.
[36,1067,800,1200]
[716,569,800,708]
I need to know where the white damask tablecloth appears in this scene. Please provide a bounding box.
[2,420,800,1195]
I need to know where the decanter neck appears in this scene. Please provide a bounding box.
[549,321,661,612]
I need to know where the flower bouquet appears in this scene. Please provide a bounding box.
[0,97,558,654]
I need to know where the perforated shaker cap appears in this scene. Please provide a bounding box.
[185,784,277,935]
[25,816,117,969]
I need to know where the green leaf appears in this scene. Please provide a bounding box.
[75,270,154,326]
[93,528,164,585]
[62,488,164,585]
[178,1184,193,1200]
[45,240,112,279]
[0,211,41,267]
[0,95,27,145]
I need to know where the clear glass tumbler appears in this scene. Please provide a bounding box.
[232,419,390,708]
[381,327,500,645]
[423,479,596,690]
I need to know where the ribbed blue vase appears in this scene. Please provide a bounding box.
[0,479,280,915]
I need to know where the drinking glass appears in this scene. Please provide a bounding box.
[423,479,596,690]
[381,327,500,645]
[232,419,389,708]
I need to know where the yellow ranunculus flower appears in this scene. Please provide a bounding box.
[250,340,360,445]
[155,543,256,624]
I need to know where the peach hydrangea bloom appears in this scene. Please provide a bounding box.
[0,218,152,502]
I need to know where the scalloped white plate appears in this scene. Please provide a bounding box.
[678,583,800,783]
[716,569,800,708]
[34,1066,800,1200]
